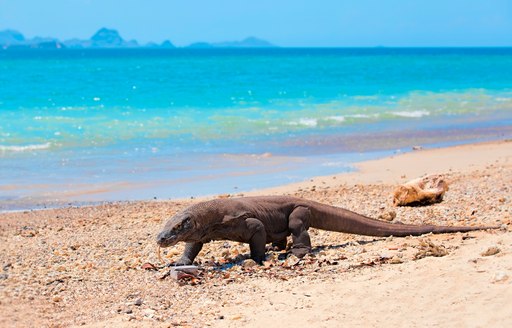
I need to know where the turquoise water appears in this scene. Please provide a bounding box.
[1,48,512,207]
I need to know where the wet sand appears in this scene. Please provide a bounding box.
[0,140,511,327]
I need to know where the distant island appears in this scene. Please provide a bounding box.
[0,28,276,50]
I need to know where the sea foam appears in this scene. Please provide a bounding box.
[391,110,430,118]
[0,143,52,152]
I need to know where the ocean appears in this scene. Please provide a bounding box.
[1,48,511,209]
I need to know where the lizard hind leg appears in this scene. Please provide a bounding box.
[288,206,312,258]
[271,238,288,251]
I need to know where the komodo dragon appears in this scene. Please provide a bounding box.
[156,196,498,265]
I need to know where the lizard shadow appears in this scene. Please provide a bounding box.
[210,238,385,270]
[310,238,383,254]
[274,238,384,260]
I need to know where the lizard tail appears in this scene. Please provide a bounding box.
[309,203,499,237]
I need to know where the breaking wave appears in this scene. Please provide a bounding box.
[0,142,52,153]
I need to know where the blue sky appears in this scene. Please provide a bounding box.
[1,0,511,47]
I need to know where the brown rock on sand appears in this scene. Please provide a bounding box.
[393,174,449,206]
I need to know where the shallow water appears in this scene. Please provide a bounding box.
[1,48,511,209]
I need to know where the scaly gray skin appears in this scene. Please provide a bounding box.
[156,196,498,265]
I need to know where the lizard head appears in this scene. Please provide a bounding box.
[156,212,195,247]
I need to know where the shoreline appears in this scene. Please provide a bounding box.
[246,138,512,195]
[2,138,511,213]
[1,138,511,327]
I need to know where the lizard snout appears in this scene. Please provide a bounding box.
[156,230,176,247]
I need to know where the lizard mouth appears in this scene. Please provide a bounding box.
[156,232,178,247]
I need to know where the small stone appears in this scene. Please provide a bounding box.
[242,259,258,268]
[481,246,500,257]
[379,210,397,221]
[143,308,156,318]
[134,298,143,306]
[491,272,509,283]
[52,296,62,302]
[389,256,403,264]
[0,273,8,280]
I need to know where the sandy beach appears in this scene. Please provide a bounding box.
[1,140,511,327]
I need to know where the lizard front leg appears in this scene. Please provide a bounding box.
[173,242,203,266]
[245,218,267,264]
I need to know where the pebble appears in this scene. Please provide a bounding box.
[379,210,397,221]
[491,272,509,283]
[133,298,143,306]
[389,256,403,264]
[143,308,156,318]
[481,246,500,257]
[242,259,258,268]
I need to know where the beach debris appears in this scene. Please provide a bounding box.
[141,262,158,271]
[217,194,231,199]
[169,265,199,278]
[393,174,449,206]
[282,254,301,268]
[160,265,202,285]
[414,239,448,260]
[481,246,501,257]
[412,145,423,151]
[157,246,165,264]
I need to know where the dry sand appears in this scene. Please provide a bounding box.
[1,140,511,327]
